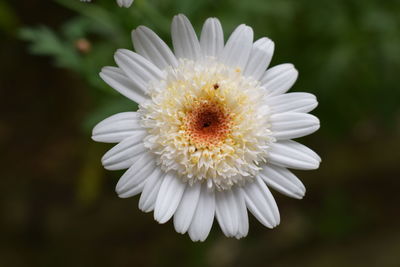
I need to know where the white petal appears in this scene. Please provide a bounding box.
[242,177,280,228]
[218,24,253,70]
[269,140,321,170]
[154,173,186,224]
[260,165,306,199]
[173,183,201,234]
[100,67,148,104]
[267,92,318,113]
[118,179,146,199]
[171,14,202,60]
[139,168,164,212]
[92,112,143,143]
[270,113,320,140]
[132,26,178,69]
[117,0,134,8]
[101,132,147,170]
[233,188,249,239]
[215,190,239,237]
[114,49,163,91]
[244,37,274,80]
[261,64,298,96]
[116,152,156,198]
[188,184,215,242]
[200,18,224,58]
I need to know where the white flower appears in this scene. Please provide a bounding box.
[93,14,321,241]
[116,0,134,7]
[80,0,134,8]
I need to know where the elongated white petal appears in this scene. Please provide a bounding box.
[242,177,280,228]
[244,37,274,80]
[171,14,202,60]
[100,67,148,104]
[215,190,240,237]
[116,152,156,198]
[132,26,178,69]
[173,183,201,234]
[154,173,186,223]
[233,188,249,239]
[92,112,143,143]
[270,113,320,140]
[114,49,163,91]
[188,184,215,242]
[267,92,318,113]
[117,0,134,8]
[260,165,305,199]
[139,168,164,212]
[101,132,147,170]
[117,49,163,81]
[118,179,146,199]
[218,24,253,70]
[269,140,321,170]
[200,18,224,58]
[261,64,298,96]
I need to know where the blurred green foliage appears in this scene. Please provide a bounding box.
[0,1,19,33]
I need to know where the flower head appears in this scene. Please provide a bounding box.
[80,0,134,8]
[93,14,321,241]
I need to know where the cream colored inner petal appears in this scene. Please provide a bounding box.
[139,58,275,190]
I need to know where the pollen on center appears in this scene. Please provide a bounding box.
[184,100,232,149]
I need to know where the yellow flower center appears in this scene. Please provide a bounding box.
[140,58,274,190]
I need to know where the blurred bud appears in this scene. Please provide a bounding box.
[75,38,92,54]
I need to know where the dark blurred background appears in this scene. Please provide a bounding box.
[1,0,400,266]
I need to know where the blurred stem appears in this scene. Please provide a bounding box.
[55,0,122,36]
[76,142,105,206]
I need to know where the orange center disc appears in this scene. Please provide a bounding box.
[185,101,232,149]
